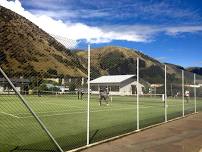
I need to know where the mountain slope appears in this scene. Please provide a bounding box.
[187,67,202,75]
[0,6,86,78]
[77,46,199,83]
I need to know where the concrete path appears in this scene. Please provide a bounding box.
[81,113,202,152]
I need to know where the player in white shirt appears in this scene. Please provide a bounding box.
[185,90,190,103]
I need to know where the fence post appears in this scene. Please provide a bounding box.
[182,70,185,117]
[164,65,167,122]
[194,73,197,113]
[136,57,140,131]
[87,44,91,145]
[0,68,64,152]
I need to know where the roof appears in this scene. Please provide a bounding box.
[90,75,135,84]
[151,84,163,87]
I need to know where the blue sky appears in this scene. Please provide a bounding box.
[2,0,202,67]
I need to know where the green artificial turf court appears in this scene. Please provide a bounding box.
[0,94,202,152]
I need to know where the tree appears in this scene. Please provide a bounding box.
[69,83,76,91]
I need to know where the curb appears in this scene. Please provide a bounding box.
[67,112,199,152]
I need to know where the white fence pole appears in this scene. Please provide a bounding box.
[164,65,167,122]
[137,57,140,131]
[182,70,185,117]
[87,44,91,145]
[194,74,197,113]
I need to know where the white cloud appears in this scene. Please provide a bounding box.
[1,0,202,48]
[164,26,202,35]
[0,0,150,47]
[155,57,167,62]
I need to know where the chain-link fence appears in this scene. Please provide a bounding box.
[196,74,202,111]
[0,69,62,152]
[139,62,165,128]
[166,66,183,120]
[184,70,195,115]
[89,47,137,143]
[1,32,202,152]
[0,32,88,152]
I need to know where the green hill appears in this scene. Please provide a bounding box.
[187,67,202,75]
[0,6,86,78]
[1,5,201,85]
[76,46,202,84]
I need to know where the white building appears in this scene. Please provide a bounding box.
[0,78,29,94]
[90,75,144,95]
[57,86,69,94]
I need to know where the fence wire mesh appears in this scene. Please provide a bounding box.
[196,74,202,111]
[1,29,202,152]
[0,73,60,152]
[184,70,195,115]
[0,33,88,151]
[89,46,137,143]
[139,63,165,128]
[167,67,183,120]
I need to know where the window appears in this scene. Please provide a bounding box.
[110,86,120,92]
[91,86,98,91]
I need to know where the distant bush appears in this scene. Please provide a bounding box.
[100,52,124,70]
[38,83,60,93]
[0,52,7,65]
[47,68,58,76]
[91,67,101,79]
[140,65,164,83]
[69,83,76,91]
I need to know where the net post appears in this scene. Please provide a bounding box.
[0,67,64,152]
[87,44,91,145]
[136,57,140,131]
[182,70,185,117]
[194,73,197,113]
[164,65,167,122]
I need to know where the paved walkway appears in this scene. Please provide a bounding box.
[81,113,202,152]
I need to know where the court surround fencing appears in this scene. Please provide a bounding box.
[1,40,202,152]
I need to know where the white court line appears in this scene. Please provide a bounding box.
[0,111,20,119]
[16,103,87,115]
[18,106,153,119]
[16,109,86,115]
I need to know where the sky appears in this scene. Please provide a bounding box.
[1,0,202,67]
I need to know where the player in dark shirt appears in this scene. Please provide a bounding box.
[99,88,109,106]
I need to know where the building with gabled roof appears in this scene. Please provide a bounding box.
[90,75,144,95]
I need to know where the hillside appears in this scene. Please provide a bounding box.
[187,67,202,75]
[76,46,201,84]
[1,5,201,84]
[0,6,86,78]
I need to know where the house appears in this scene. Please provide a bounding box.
[0,78,30,94]
[150,84,164,94]
[45,77,87,86]
[42,83,69,94]
[90,75,144,95]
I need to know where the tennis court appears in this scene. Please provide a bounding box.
[0,94,201,151]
